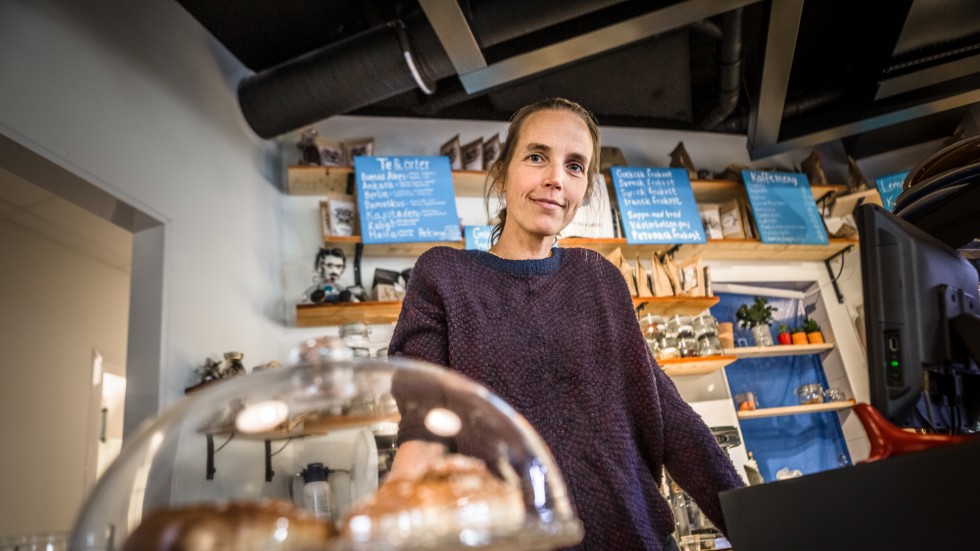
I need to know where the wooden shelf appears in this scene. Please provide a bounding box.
[674,238,857,261]
[287,166,486,197]
[296,301,403,327]
[660,355,737,377]
[634,296,718,315]
[298,296,719,327]
[288,167,848,203]
[731,343,835,358]
[686,178,847,203]
[737,399,855,419]
[320,235,858,262]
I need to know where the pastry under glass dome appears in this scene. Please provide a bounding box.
[71,342,583,550]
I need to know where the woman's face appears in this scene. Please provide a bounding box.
[500,109,593,243]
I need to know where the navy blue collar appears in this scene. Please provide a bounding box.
[470,247,562,275]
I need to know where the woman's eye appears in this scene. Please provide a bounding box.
[567,163,584,174]
[527,153,544,162]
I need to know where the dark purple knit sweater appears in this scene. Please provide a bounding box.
[389,246,744,550]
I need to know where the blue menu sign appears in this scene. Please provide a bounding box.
[464,225,493,251]
[875,171,909,212]
[741,170,828,245]
[610,167,706,244]
[354,156,462,244]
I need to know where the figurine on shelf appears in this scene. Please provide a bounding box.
[297,128,322,166]
[224,351,246,376]
[186,354,247,394]
[302,247,367,304]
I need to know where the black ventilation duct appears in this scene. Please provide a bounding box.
[238,16,450,139]
[237,1,632,139]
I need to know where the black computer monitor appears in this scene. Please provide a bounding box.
[855,204,980,433]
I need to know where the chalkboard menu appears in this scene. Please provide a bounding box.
[354,156,462,244]
[609,167,706,244]
[464,225,493,251]
[741,170,829,245]
[875,171,909,212]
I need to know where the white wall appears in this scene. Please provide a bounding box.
[0,219,129,534]
[0,0,285,412]
[0,0,288,533]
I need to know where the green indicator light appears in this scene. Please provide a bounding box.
[890,360,899,367]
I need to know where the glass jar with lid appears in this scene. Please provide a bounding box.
[691,314,719,339]
[667,315,695,339]
[340,322,372,358]
[677,335,700,357]
[640,314,666,357]
[656,335,680,361]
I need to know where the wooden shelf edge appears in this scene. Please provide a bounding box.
[731,343,835,358]
[633,295,719,316]
[660,355,737,377]
[737,399,856,419]
[296,301,403,327]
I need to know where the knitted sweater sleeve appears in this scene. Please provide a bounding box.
[651,362,744,535]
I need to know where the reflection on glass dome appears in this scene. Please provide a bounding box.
[71,352,583,550]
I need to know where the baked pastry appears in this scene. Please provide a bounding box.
[123,499,334,550]
[341,454,525,545]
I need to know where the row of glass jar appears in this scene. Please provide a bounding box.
[641,313,724,360]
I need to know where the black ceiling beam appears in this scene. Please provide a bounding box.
[746,0,804,159]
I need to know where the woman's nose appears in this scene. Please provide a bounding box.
[543,165,563,189]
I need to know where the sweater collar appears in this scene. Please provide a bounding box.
[472,247,562,275]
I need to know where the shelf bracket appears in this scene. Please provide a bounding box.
[206,434,216,480]
[354,242,364,289]
[824,245,853,304]
[264,439,275,482]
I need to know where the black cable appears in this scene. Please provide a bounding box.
[213,431,235,454]
[270,438,294,457]
[832,251,846,283]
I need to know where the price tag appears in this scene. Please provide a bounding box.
[875,171,909,212]
[610,167,706,244]
[354,156,462,244]
[741,170,829,245]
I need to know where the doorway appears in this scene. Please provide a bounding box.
[0,130,162,536]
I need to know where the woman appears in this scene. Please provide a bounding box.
[388,97,743,550]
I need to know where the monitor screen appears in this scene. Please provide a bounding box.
[855,204,980,432]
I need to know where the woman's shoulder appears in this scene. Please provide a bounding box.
[559,246,618,272]
[413,246,478,273]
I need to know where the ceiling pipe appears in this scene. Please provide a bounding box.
[238,1,629,139]
[697,8,744,131]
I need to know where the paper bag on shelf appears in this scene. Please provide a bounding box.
[720,199,746,239]
[739,199,757,239]
[440,134,463,170]
[661,254,683,296]
[605,247,638,296]
[461,137,484,171]
[635,254,653,297]
[698,203,724,239]
[675,257,705,297]
[650,254,675,297]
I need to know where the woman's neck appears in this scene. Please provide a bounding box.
[489,232,555,260]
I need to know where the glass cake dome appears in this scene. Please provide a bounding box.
[71,338,583,550]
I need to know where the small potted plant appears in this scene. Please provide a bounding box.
[803,318,824,344]
[791,325,809,345]
[776,324,792,345]
[735,296,777,346]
